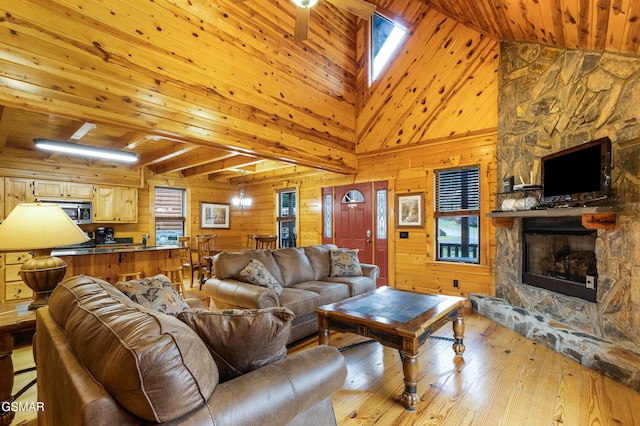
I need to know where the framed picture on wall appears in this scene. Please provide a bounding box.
[200,202,230,229]
[396,193,424,228]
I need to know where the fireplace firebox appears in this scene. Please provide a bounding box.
[522,217,597,302]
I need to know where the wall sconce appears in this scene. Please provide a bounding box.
[34,138,139,163]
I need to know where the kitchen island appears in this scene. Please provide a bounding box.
[52,245,180,285]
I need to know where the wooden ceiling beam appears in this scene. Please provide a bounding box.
[151,149,237,175]
[0,106,14,153]
[137,143,200,168]
[228,164,318,185]
[183,155,263,178]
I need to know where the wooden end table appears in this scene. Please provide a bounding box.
[0,301,37,426]
[314,286,465,412]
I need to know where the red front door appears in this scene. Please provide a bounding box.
[334,183,373,264]
[331,182,389,287]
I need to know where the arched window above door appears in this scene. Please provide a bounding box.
[342,189,365,204]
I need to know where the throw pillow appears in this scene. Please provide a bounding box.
[329,248,363,277]
[177,307,294,382]
[238,259,283,295]
[115,274,190,316]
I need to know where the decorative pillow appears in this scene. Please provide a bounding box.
[177,307,294,382]
[238,259,283,295]
[329,249,363,277]
[115,274,190,316]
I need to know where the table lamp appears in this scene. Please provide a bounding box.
[0,203,89,309]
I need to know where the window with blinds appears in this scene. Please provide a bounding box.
[154,187,185,245]
[435,166,480,264]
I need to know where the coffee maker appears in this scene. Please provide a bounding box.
[95,227,116,244]
[95,226,106,244]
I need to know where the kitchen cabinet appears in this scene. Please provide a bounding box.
[0,178,4,222]
[93,186,138,223]
[2,252,33,302]
[5,177,34,216]
[33,180,94,200]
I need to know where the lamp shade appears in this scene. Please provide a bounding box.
[0,203,89,252]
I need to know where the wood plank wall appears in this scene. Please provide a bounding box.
[0,1,501,300]
[356,4,500,151]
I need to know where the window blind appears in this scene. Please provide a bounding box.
[155,187,185,230]
[435,167,480,213]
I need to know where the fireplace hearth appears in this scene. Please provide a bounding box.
[522,217,597,302]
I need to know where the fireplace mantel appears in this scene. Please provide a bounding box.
[488,206,619,229]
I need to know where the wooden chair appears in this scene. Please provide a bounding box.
[178,237,198,288]
[254,235,277,249]
[195,235,215,290]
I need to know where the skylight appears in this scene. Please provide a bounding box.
[371,13,406,83]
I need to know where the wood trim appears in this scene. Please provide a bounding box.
[582,213,616,230]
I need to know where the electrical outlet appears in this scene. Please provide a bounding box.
[453,279,459,288]
[586,275,595,289]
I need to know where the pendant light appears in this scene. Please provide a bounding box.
[232,172,252,209]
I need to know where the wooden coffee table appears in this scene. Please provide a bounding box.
[314,286,466,412]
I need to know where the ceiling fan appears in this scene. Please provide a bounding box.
[234,0,376,41]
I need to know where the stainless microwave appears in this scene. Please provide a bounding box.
[39,200,93,224]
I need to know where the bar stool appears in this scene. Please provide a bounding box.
[116,271,142,282]
[163,266,186,298]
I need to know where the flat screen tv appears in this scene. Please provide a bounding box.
[541,137,612,205]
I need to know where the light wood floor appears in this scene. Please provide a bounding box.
[10,288,640,425]
[289,309,640,425]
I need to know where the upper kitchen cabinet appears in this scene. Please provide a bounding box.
[33,180,94,200]
[93,186,138,223]
[0,178,4,222]
[5,177,35,216]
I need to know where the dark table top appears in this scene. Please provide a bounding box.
[51,245,179,257]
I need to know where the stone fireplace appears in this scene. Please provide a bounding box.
[522,217,597,302]
[472,40,640,391]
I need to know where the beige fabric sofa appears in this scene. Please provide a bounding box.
[35,275,347,425]
[204,244,380,343]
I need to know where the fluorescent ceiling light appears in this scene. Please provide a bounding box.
[33,138,139,163]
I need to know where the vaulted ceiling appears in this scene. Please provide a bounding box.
[1,0,639,183]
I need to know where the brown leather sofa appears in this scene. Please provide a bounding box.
[204,244,380,343]
[35,275,347,425]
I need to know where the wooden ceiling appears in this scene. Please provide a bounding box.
[1,0,640,182]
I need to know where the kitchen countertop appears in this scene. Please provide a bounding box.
[52,245,179,257]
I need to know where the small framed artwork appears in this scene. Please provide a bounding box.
[396,193,424,228]
[200,202,230,229]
